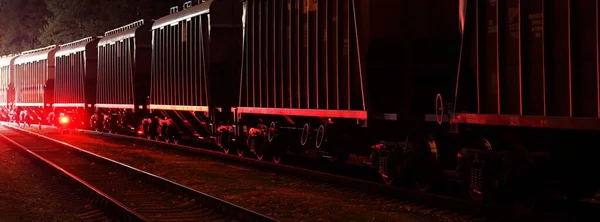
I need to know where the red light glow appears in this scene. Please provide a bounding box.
[59,116,70,124]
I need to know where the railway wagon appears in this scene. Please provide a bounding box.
[423,0,600,202]
[0,54,19,119]
[95,20,152,134]
[147,0,243,142]
[54,36,101,127]
[13,45,60,124]
[230,0,461,166]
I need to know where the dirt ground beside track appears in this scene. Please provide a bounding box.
[18,126,456,222]
[0,141,84,221]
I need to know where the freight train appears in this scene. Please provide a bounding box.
[0,0,598,206]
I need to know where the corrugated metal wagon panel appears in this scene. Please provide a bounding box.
[150,0,243,114]
[451,0,600,130]
[238,0,367,119]
[14,45,59,108]
[150,1,212,112]
[55,36,100,108]
[96,20,152,111]
[237,0,459,123]
[0,55,19,107]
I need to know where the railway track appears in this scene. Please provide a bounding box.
[75,127,600,221]
[0,141,114,221]
[42,175,116,221]
[8,123,597,221]
[0,124,275,222]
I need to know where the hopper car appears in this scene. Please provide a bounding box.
[144,0,242,143]
[0,54,19,120]
[94,20,152,135]
[428,0,600,202]
[1,0,599,205]
[13,45,60,126]
[52,36,101,128]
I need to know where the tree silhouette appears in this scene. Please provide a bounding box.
[0,0,187,53]
[0,0,50,55]
[40,0,181,45]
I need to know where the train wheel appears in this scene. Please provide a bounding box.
[237,148,244,157]
[272,155,281,164]
[517,199,536,213]
[411,137,440,193]
[315,125,325,149]
[381,174,394,185]
[223,147,230,154]
[379,148,399,186]
[469,189,485,202]
[415,181,430,193]
[267,122,277,142]
[174,139,179,145]
[300,123,310,146]
[255,152,263,160]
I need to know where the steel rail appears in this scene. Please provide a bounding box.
[1,123,276,222]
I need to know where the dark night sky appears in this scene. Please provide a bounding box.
[0,0,192,54]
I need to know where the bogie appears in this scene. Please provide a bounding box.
[438,126,600,206]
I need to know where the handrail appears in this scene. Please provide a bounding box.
[60,36,100,48]
[104,20,145,36]
[21,45,57,55]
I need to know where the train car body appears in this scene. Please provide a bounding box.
[232,0,459,162]
[96,20,152,133]
[13,45,60,123]
[19,0,596,206]
[0,54,19,120]
[53,0,461,201]
[148,0,243,141]
[54,36,101,127]
[421,0,600,202]
[446,0,600,129]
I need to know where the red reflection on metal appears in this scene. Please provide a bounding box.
[430,113,600,130]
[371,143,384,151]
[15,103,45,107]
[54,103,85,108]
[236,107,367,119]
[283,115,295,125]
[149,105,208,112]
[95,104,135,109]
